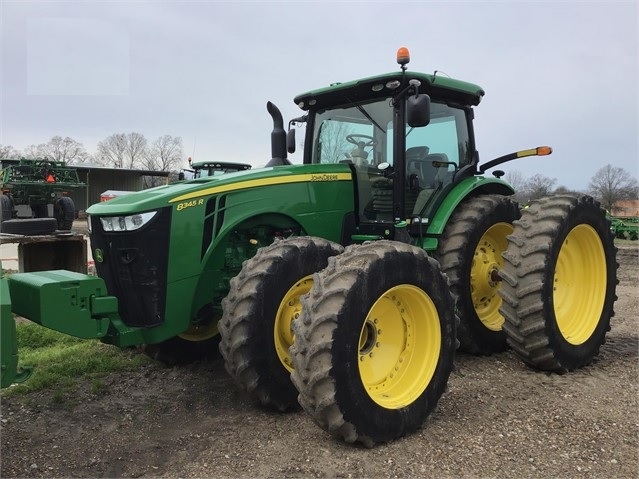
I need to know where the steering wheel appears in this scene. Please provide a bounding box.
[346,134,377,147]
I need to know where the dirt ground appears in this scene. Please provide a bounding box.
[1,244,637,479]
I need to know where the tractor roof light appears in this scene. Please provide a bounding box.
[397,47,410,71]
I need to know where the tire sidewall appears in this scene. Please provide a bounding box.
[54,197,75,229]
[543,201,616,369]
[1,195,14,222]
[249,249,328,379]
[0,218,58,235]
[223,237,343,409]
[331,247,456,441]
[444,196,520,352]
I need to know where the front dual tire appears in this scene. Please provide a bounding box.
[218,236,343,411]
[290,241,457,446]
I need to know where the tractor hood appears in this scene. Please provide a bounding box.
[86,163,352,216]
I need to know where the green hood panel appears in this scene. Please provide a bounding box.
[86,164,353,216]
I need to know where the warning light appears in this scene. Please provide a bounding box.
[537,146,552,156]
[397,47,410,70]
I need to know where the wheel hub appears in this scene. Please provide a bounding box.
[470,222,512,331]
[274,275,313,372]
[554,224,606,345]
[358,285,441,409]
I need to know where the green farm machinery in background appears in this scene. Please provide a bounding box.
[1,48,618,446]
[610,215,638,240]
[0,158,85,235]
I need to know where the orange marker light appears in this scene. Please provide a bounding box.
[537,146,553,156]
[397,47,410,66]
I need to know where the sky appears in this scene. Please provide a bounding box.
[1,1,637,191]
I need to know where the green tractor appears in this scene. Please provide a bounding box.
[1,48,617,446]
[0,158,84,234]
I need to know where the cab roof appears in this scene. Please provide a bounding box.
[294,71,485,111]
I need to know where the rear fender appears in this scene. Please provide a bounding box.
[419,177,515,250]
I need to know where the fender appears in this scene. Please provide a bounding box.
[421,176,515,250]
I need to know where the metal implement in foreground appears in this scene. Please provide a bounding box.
[1,48,617,447]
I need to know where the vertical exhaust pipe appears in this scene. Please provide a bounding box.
[265,101,291,167]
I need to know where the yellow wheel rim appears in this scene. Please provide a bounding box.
[554,224,606,345]
[358,285,441,409]
[274,275,313,372]
[470,222,512,331]
[178,321,219,342]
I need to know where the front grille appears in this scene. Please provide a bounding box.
[90,207,171,327]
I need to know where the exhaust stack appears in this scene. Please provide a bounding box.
[265,101,291,167]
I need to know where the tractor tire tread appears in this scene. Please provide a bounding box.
[291,240,456,447]
[499,194,618,371]
[219,236,343,412]
[436,194,520,354]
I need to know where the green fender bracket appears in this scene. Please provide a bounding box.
[1,274,32,388]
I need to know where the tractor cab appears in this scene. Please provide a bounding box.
[291,48,484,241]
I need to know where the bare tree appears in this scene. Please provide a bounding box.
[143,135,183,187]
[22,137,88,163]
[21,144,42,159]
[0,144,20,159]
[505,170,527,203]
[125,132,147,169]
[588,164,639,211]
[97,132,148,169]
[97,133,127,167]
[32,136,90,164]
[319,121,355,163]
[523,173,557,201]
[145,135,183,171]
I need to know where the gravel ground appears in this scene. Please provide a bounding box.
[0,244,637,478]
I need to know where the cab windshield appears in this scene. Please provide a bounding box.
[311,99,392,167]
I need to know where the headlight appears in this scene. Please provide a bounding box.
[99,211,157,232]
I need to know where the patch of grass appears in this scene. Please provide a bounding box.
[2,321,152,397]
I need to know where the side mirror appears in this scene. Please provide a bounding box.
[407,94,431,127]
[287,129,296,154]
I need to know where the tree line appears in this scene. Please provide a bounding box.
[1,137,637,212]
[0,133,184,173]
[506,165,638,212]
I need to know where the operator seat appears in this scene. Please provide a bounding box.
[349,142,370,167]
[405,146,431,215]
[411,152,450,215]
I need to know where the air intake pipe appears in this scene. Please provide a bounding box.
[265,101,291,167]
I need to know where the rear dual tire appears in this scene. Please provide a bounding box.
[500,194,618,371]
[437,195,520,354]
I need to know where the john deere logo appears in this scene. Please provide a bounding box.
[94,248,104,263]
